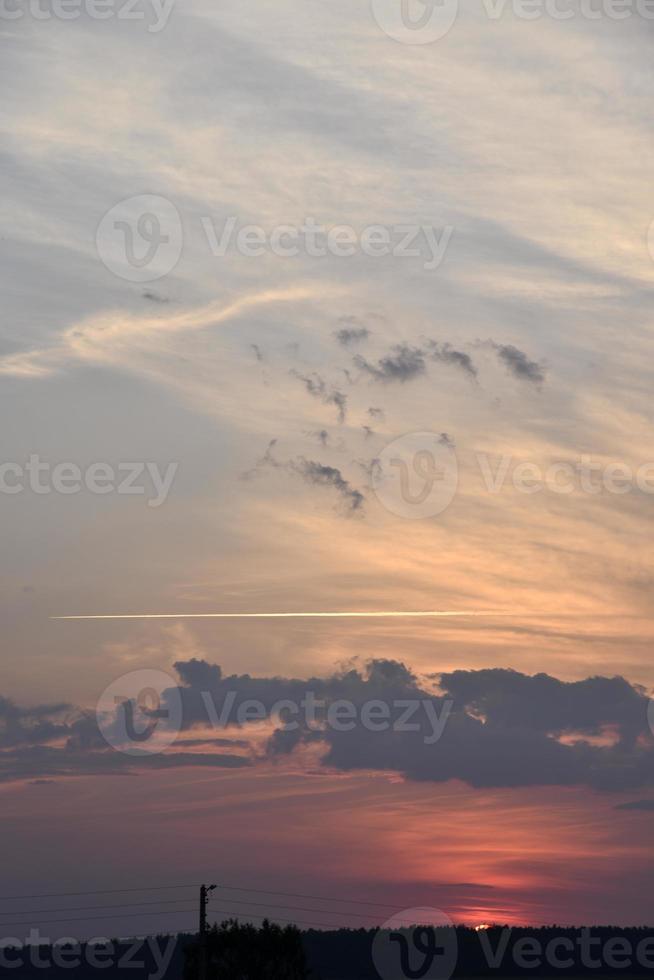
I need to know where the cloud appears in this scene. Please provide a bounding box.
[490,342,545,386]
[307,429,330,447]
[0,696,74,749]
[614,800,654,811]
[289,459,365,515]
[243,441,365,514]
[142,291,169,304]
[334,324,370,347]
[355,341,478,384]
[291,370,347,423]
[0,288,318,379]
[3,662,654,791]
[427,341,478,380]
[354,344,426,383]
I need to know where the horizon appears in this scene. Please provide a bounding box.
[3,0,654,968]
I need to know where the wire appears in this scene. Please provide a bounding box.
[0,909,200,928]
[0,899,198,918]
[0,881,407,918]
[0,906,376,931]
[209,897,385,923]
[217,883,404,911]
[0,884,198,903]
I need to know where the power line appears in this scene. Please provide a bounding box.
[218,883,403,911]
[0,893,403,924]
[0,881,407,916]
[0,899,198,918]
[0,906,374,931]
[0,884,401,912]
[0,909,200,928]
[209,897,384,923]
[0,884,198,903]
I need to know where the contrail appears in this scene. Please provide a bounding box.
[52,610,505,621]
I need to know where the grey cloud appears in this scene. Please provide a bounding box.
[354,344,426,383]
[306,429,330,448]
[356,341,477,384]
[5,662,653,792]
[289,458,364,515]
[291,370,347,423]
[142,291,169,304]
[615,799,654,811]
[334,325,371,347]
[368,407,385,422]
[243,441,365,515]
[0,696,74,749]
[491,342,545,386]
[427,341,478,380]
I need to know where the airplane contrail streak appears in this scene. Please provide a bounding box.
[52,611,506,621]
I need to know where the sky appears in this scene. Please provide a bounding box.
[2,0,654,941]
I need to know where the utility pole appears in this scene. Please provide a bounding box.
[199,883,216,980]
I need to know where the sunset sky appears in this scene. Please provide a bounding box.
[2,0,654,939]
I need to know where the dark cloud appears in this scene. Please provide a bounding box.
[243,442,365,515]
[0,696,74,749]
[355,344,426,383]
[142,291,169,303]
[289,459,364,514]
[368,407,384,422]
[291,370,347,423]
[356,342,477,384]
[439,433,455,449]
[334,326,370,347]
[306,429,330,448]
[427,341,478,380]
[4,663,653,792]
[251,343,264,362]
[491,342,545,386]
[615,799,654,811]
